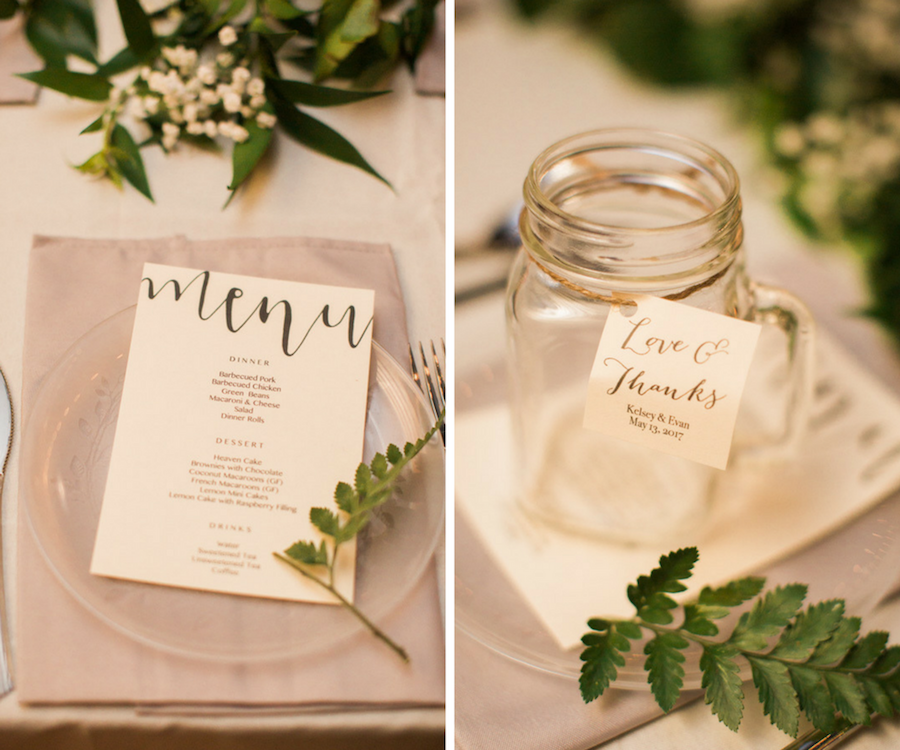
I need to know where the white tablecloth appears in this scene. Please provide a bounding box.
[0,0,445,744]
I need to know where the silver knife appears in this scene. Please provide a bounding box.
[0,366,15,694]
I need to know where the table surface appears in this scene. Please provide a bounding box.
[455,2,900,749]
[0,0,445,744]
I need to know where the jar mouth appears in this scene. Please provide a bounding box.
[522,128,743,285]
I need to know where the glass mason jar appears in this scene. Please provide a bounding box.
[506,129,815,545]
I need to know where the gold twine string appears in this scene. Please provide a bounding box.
[527,251,735,304]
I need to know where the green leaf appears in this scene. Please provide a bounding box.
[809,616,861,666]
[354,462,372,495]
[790,665,837,734]
[729,584,807,651]
[310,506,341,537]
[0,0,18,20]
[579,623,631,703]
[842,631,891,670]
[111,124,153,201]
[285,539,328,565]
[683,604,724,636]
[399,0,438,67]
[823,672,871,726]
[25,0,98,65]
[768,600,845,661]
[228,117,273,193]
[267,77,389,107]
[74,151,109,176]
[859,677,895,718]
[370,452,388,479]
[700,644,744,732]
[870,645,900,675]
[264,0,306,20]
[18,68,111,101]
[333,482,355,513]
[80,113,105,134]
[615,621,643,640]
[644,632,688,713]
[698,577,766,608]
[386,443,403,464]
[95,45,143,77]
[747,656,800,737]
[115,0,155,57]
[315,0,381,81]
[627,547,698,625]
[271,97,391,186]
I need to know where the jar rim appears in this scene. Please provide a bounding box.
[523,127,742,239]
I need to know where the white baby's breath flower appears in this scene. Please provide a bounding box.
[147,71,168,94]
[197,64,217,86]
[162,93,180,110]
[183,103,199,123]
[200,89,220,106]
[247,78,265,97]
[139,66,152,80]
[143,96,160,115]
[230,124,249,143]
[256,111,276,129]
[204,120,218,139]
[223,91,243,113]
[774,124,806,159]
[240,105,254,118]
[249,94,266,110]
[162,121,181,150]
[186,121,205,136]
[168,107,185,124]
[218,25,238,46]
[232,66,251,83]
[216,52,235,68]
[807,113,845,145]
[127,97,147,119]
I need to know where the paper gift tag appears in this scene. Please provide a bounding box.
[91,263,374,604]
[583,295,761,469]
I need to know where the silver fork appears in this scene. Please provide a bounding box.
[408,340,446,444]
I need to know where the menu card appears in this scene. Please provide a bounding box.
[90,263,375,604]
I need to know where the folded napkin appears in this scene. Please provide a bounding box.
[0,18,39,105]
[18,235,444,707]
[415,1,445,96]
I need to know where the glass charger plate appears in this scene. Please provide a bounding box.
[21,306,444,662]
[455,359,900,690]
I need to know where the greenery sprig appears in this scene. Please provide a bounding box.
[274,412,443,662]
[10,0,439,203]
[580,548,900,738]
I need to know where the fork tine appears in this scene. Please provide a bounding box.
[418,342,443,421]
[409,340,446,445]
[430,340,445,409]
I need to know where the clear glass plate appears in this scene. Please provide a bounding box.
[21,306,444,662]
[455,358,900,690]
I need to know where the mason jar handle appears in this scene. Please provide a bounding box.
[745,281,816,460]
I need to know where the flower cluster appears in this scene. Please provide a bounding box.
[816,0,900,76]
[775,103,900,234]
[124,27,275,152]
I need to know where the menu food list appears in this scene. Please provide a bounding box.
[90,263,375,604]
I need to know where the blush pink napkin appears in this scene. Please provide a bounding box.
[0,18,39,104]
[17,235,444,707]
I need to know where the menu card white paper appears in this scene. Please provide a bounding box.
[90,264,375,604]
